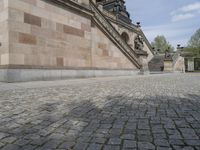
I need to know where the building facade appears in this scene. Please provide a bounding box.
[185,57,200,72]
[0,0,153,82]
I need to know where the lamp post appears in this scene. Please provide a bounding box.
[136,22,141,28]
[177,44,185,55]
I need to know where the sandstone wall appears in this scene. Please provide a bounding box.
[0,0,9,65]
[91,25,136,69]
[3,0,136,71]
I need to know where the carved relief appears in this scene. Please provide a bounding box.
[134,35,144,51]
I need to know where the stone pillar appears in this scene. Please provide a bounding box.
[139,55,149,75]
[187,58,194,72]
[164,59,173,72]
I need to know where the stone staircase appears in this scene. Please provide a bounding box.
[149,53,185,73]
[148,54,165,72]
[89,0,146,69]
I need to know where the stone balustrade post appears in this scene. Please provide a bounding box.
[139,55,149,75]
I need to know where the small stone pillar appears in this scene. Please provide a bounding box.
[164,58,173,72]
[139,55,149,75]
[187,58,194,72]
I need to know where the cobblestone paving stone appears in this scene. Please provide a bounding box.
[0,74,200,150]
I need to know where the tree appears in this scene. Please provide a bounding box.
[151,35,174,54]
[188,28,200,48]
[184,28,200,57]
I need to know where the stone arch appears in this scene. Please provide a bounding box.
[121,32,130,44]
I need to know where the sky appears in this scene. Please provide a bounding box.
[126,0,200,48]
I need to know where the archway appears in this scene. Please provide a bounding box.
[121,32,130,44]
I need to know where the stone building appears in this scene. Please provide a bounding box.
[0,0,153,82]
[184,56,200,72]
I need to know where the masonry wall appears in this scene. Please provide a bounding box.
[91,25,136,69]
[0,0,9,66]
[5,0,136,71]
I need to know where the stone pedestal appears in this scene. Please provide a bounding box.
[164,59,173,72]
[187,58,194,72]
[139,55,149,75]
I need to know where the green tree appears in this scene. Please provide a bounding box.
[188,28,200,48]
[151,35,174,54]
[184,28,200,57]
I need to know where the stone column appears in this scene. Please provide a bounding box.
[139,55,149,75]
[187,58,194,72]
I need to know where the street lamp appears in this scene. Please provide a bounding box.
[177,44,184,52]
[136,22,141,28]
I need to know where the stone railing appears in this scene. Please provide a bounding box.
[70,0,89,6]
[100,7,153,55]
[89,0,142,68]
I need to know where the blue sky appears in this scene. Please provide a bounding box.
[126,0,200,48]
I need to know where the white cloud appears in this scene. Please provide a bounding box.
[171,2,200,22]
[180,2,200,12]
[171,13,195,22]
[142,23,194,47]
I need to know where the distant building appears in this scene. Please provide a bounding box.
[0,0,153,82]
[183,55,200,72]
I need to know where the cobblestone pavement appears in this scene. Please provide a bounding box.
[0,73,200,150]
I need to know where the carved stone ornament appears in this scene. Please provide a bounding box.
[134,35,144,51]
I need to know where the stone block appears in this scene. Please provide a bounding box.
[56,23,63,33]
[8,8,24,22]
[8,0,31,13]
[81,23,91,32]
[0,1,4,12]
[9,53,25,65]
[24,12,41,27]
[0,53,9,65]
[9,21,31,34]
[41,18,56,30]
[63,24,84,37]
[20,0,37,6]
[56,57,64,67]
[18,32,37,45]
[0,9,8,22]
[0,69,7,81]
